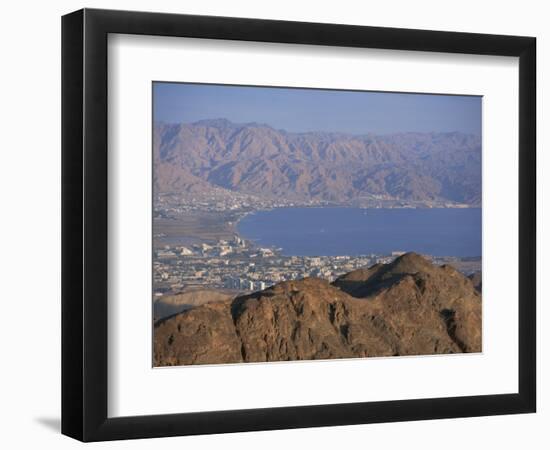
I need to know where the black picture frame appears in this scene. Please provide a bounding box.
[61,8,536,442]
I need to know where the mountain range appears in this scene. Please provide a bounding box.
[153,119,482,205]
[154,253,481,366]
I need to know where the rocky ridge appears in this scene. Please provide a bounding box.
[154,119,481,205]
[154,253,482,366]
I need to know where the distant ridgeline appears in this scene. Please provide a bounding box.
[153,119,481,205]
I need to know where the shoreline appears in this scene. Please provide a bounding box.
[153,206,482,298]
[154,205,482,260]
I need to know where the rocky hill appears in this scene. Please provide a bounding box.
[153,288,236,321]
[468,271,482,293]
[154,253,482,366]
[154,119,481,205]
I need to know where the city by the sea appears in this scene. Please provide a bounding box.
[237,207,481,258]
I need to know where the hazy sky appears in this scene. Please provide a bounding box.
[153,82,481,135]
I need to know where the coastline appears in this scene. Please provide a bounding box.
[154,201,481,259]
[153,204,482,298]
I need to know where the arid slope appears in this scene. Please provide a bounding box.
[154,253,481,366]
[154,119,482,205]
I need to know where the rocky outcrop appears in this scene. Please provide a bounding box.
[468,271,482,293]
[153,289,235,321]
[154,302,243,366]
[154,253,481,366]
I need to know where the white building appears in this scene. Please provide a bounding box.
[255,281,267,291]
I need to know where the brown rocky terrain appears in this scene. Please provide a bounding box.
[154,119,481,205]
[468,271,482,293]
[153,288,237,321]
[154,253,481,366]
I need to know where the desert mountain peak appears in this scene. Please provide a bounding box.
[386,252,434,273]
[153,119,481,204]
[192,118,237,128]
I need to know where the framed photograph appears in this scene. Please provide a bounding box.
[62,8,536,441]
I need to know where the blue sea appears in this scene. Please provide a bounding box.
[237,207,481,257]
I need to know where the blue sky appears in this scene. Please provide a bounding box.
[153,82,481,135]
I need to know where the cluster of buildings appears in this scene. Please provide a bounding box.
[152,191,480,298]
[154,189,334,219]
[153,234,402,297]
[155,236,248,261]
[153,236,481,298]
[154,189,473,220]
